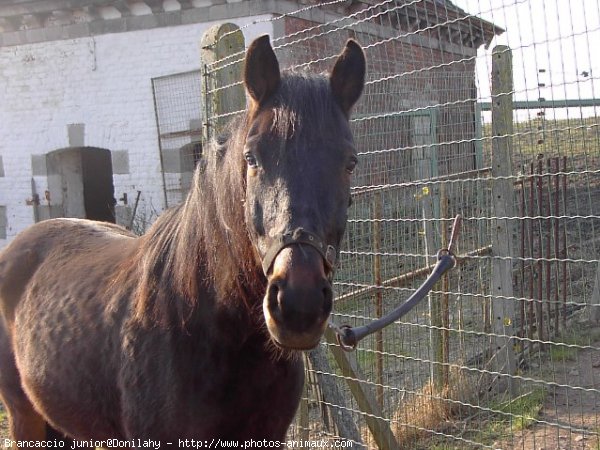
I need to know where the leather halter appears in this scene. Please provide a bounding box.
[261,227,337,279]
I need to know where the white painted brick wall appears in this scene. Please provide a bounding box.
[0,16,273,245]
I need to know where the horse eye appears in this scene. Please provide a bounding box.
[244,152,258,168]
[346,157,358,174]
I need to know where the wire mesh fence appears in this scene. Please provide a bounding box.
[195,0,600,448]
[151,69,203,207]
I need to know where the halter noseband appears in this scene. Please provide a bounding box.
[261,228,337,279]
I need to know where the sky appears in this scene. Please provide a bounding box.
[453,0,600,121]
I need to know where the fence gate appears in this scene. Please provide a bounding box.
[151,69,203,208]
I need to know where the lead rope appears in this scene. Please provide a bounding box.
[329,215,462,351]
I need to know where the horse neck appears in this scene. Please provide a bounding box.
[130,117,266,333]
[187,135,265,307]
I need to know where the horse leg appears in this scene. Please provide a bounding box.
[3,396,73,444]
[0,321,46,442]
[7,411,73,443]
[46,423,75,444]
[6,406,46,441]
[0,371,46,440]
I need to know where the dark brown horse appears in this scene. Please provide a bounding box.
[0,35,365,442]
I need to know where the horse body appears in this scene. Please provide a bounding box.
[1,217,302,439]
[0,219,136,438]
[0,36,365,441]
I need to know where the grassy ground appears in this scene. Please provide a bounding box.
[393,322,600,449]
[0,404,8,438]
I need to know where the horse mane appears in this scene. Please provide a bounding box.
[128,71,341,328]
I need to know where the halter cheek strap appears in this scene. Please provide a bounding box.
[261,227,337,279]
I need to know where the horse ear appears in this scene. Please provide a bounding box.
[244,35,281,105]
[330,39,366,117]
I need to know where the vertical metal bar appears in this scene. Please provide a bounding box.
[372,191,384,407]
[151,79,170,210]
[545,158,552,337]
[528,162,535,343]
[552,157,560,333]
[519,179,526,342]
[562,156,568,328]
[536,156,544,346]
[474,102,484,170]
[128,190,142,231]
[441,184,450,387]
[299,354,310,442]
[30,178,40,223]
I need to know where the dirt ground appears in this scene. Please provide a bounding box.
[493,332,600,450]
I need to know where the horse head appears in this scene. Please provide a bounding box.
[242,35,365,350]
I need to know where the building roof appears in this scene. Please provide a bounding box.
[0,0,502,49]
[354,0,503,48]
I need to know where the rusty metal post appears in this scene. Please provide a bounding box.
[552,157,560,333]
[519,179,526,343]
[528,163,535,343]
[544,159,552,338]
[536,156,544,346]
[372,191,384,407]
[562,156,568,327]
[440,185,450,387]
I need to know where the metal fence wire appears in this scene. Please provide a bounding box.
[194,0,600,448]
[152,70,203,207]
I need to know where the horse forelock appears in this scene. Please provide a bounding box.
[269,72,340,142]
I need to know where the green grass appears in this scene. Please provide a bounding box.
[493,388,547,431]
[0,406,8,439]
[549,344,578,362]
[548,326,600,362]
[469,387,547,445]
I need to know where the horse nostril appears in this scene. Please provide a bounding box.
[267,282,280,310]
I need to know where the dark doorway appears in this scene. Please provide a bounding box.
[81,148,115,223]
[45,147,116,223]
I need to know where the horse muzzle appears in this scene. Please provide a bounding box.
[261,229,336,350]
